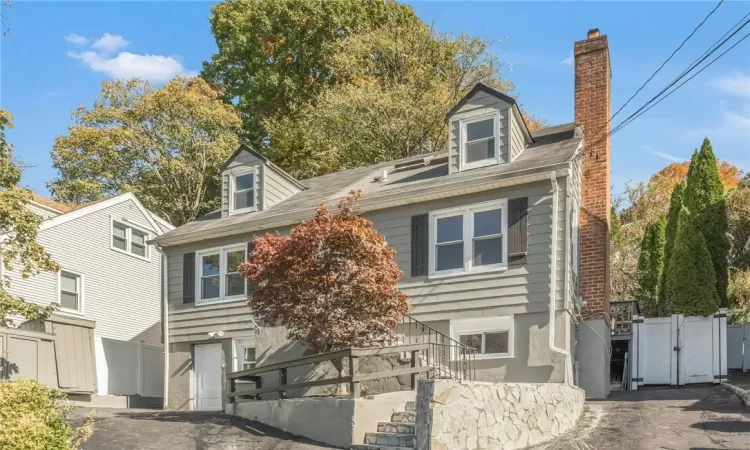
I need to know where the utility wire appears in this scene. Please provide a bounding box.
[578,15,750,157]
[608,0,724,124]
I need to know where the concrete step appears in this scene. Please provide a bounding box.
[404,401,416,412]
[350,445,414,450]
[364,432,414,447]
[377,422,415,434]
[390,411,416,423]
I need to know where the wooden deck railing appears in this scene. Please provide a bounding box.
[225,343,434,403]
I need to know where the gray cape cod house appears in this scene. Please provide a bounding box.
[153,29,613,411]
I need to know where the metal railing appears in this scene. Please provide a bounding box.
[387,314,476,381]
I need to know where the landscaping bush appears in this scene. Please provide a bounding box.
[0,379,93,450]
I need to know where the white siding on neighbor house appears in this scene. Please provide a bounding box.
[27,202,63,220]
[449,90,512,174]
[509,111,527,162]
[567,153,583,308]
[164,179,568,337]
[6,199,163,345]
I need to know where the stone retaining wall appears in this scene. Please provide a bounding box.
[415,380,585,449]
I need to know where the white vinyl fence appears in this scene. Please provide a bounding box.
[631,309,727,389]
[95,338,164,398]
[728,324,750,371]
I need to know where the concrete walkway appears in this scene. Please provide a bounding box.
[72,408,336,450]
[535,386,750,450]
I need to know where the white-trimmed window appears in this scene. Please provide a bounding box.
[197,246,247,303]
[58,270,83,313]
[111,219,150,260]
[230,168,257,214]
[429,199,508,277]
[451,316,514,359]
[460,113,500,170]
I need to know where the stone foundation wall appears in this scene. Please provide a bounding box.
[415,380,584,449]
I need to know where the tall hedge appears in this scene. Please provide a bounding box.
[658,182,685,308]
[684,138,729,307]
[665,208,720,316]
[637,219,666,316]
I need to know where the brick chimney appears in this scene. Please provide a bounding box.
[574,29,611,319]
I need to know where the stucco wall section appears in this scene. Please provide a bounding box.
[415,380,584,450]
[168,342,193,411]
[229,390,416,448]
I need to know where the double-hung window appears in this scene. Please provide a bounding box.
[111,219,150,259]
[429,199,508,277]
[59,271,83,313]
[197,246,247,303]
[451,316,514,359]
[230,169,257,214]
[461,113,500,170]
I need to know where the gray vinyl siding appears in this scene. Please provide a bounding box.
[448,90,512,174]
[264,166,302,209]
[221,150,264,218]
[5,199,163,345]
[165,180,567,339]
[509,111,527,161]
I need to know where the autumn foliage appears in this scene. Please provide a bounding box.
[239,191,409,355]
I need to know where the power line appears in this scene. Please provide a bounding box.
[609,17,750,138]
[610,30,750,138]
[608,0,724,124]
[579,15,750,157]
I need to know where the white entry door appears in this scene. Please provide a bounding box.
[194,344,223,411]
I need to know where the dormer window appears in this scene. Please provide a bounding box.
[461,113,500,170]
[230,168,257,214]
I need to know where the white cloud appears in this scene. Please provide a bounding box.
[641,145,685,162]
[686,105,750,141]
[68,51,194,82]
[65,33,89,45]
[90,33,129,55]
[561,51,574,66]
[715,73,750,98]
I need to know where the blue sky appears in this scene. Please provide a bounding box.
[2,1,748,200]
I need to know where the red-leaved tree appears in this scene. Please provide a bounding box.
[239,191,409,362]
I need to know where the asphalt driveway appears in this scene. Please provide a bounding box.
[535,385,750,450]
[72,408,335,450]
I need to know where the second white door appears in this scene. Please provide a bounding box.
[194,343,223,411]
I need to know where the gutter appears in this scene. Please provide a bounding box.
[154,161,574,247]
[160,245,169,409]
[548,170,573,383]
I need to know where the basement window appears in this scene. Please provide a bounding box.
[451,316,514,359]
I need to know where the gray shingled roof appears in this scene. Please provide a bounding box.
[153,123,581,246]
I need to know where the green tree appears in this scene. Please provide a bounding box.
[202,0,417,147]
[611,206,623,251]
[665,208,719,316]
[684,138,729,306]
[263,19,516,178]
[657,182,685,307]
[727,185,750,271]
[0,110,59,326]
[636,219,665,316]
[49,77,242,226]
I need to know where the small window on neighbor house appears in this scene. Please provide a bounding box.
[112,220,149,259]
[461,114,499,169]
[59,271,81,312]
[232,172,255,213]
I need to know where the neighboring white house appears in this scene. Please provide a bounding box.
[4,192,172,404]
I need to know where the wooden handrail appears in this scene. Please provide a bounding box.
[225,342,433,402]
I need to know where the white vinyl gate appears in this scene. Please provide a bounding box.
[631,309,727,389]
[727,324,750,371]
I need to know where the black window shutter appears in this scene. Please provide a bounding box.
[183,252,195,304]
[411,214,429,277]
[508,198,528,266]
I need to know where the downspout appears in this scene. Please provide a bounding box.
[549,170,572,384]
[160,245,169,409]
